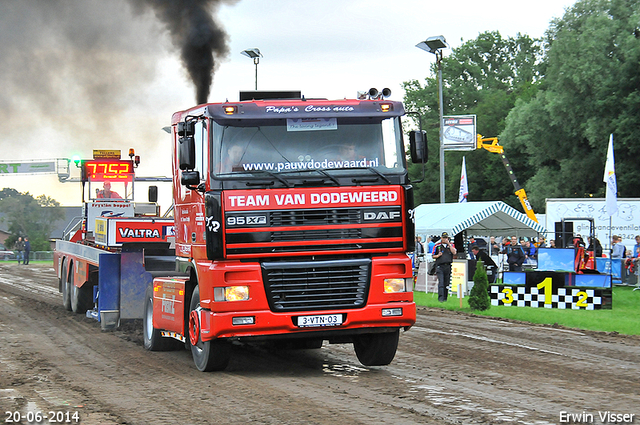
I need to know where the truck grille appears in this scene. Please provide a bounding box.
[262,258,370,312]
[225,206,404,257]
[271,209,361,226]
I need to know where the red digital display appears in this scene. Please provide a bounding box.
[83,160,134,182]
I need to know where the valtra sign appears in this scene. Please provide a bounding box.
[95,217,175,247]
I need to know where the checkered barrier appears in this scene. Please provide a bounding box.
[490,285,608,310]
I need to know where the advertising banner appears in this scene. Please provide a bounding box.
[0,161,56,174]
[443,115,476,151]
[450,259,468,295]
[545,198,640,252]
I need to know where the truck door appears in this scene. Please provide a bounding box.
[175,119,209,257]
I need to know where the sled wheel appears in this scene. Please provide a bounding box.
[71,280,93,314]
[61,260,72,311]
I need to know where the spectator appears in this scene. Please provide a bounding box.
[432,232,457,302]
[15,236,24,264]
[413,236,425,268]
[490,236,500,256]
[587,236,603,257]
[502,236,526,271]
[522,240,537,262]
[471,245,498,283]
[633,236,640,258]
[23,236,31,265]
[468,237,476,259]
[427,236,436,255]
[537,236,547,249]
[415,236,425,255]
[611,235,625,259]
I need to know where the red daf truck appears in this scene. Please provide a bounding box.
[56,90,425,372]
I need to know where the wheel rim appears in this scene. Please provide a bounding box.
[189,310,200,346]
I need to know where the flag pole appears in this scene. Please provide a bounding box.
[604,133,617,285]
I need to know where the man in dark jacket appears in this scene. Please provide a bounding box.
[587,237,603,257]
[432,232,457,302]
[503,236,525,271]
[23,236,31,265]
[471,245,498,283]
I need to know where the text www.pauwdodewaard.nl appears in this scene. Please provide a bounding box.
[240,158,380,172]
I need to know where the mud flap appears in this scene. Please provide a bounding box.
[97,253,121,330]
[120,248,153,320]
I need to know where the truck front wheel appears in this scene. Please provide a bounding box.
[353,330,399,366]
[188,286,231,372]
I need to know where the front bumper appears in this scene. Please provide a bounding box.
[198,301,416,341]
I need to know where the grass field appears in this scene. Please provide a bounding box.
[414,286,640,336]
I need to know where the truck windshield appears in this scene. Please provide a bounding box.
[211,116,405,177]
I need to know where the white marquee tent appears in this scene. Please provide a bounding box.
[415,201,546,238]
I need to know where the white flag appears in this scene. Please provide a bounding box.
[458,156,468,203]
[603,134,617,217]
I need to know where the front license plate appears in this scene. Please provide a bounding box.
[297,314,343,328]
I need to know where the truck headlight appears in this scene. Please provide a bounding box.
[214,286,249,301]
[384,278,410,293]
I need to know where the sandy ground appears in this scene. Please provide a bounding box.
[0,262,638,425]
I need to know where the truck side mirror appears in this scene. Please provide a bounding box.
[181,170,200,187]
[177,121,195,136]
[409,130,428,163]
[179,136,196,170]
[148,186,158,203]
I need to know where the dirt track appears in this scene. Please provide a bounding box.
[0,262,638,425]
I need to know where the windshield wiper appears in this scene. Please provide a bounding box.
[310,169,340,185]
[328,167,390,184]
[246,170,292,187]
[271,169,340,186]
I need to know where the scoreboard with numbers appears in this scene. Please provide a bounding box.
[490,271,612,310]
[81,159,134,183]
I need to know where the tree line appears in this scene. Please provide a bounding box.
[0,188,64,252]
[403,0,640,212]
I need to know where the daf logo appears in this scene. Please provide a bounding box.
[363,211,401,221]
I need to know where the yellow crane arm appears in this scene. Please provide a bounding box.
[476,134,538,223]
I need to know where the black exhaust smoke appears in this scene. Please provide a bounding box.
[132,0,235,104]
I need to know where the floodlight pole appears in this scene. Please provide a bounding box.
[253,57,259,90]
[436,49,445,203]
[416,36,447,203]
[241,48,262,90]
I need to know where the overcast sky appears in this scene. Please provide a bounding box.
[0,0,575,208]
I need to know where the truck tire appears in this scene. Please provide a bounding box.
[353,330,399,366]
[188,286,230,372]
[61,261,72,311]
[71,281,93,314]
[143,285,181,351]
